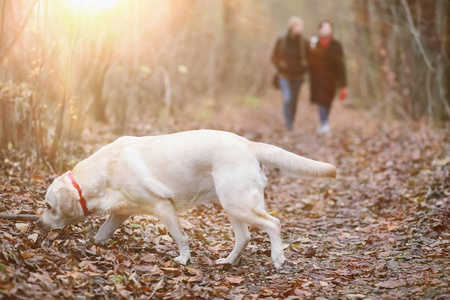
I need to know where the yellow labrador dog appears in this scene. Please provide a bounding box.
[38,130,336,269]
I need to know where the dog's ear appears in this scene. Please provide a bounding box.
[57,187,81,219]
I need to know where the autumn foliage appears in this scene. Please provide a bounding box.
[1,98,449,299]
[0,0,449,299]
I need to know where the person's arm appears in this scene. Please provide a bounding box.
[302,38,309,70]
[336,42,347,87]
[271,37,283,71]
[336,41,348,100]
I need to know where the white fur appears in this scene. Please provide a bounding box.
[38,130,336,269]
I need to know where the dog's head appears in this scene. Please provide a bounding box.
[38,173,85,231]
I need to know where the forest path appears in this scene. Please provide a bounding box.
[1,92,449,299]
[172,91,450,298]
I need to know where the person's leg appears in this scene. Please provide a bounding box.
[317,104,331,133]
[289,80,303,125]
[279,77,293,130]
[318,105,328,125]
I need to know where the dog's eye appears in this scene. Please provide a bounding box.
[46,203,52,210]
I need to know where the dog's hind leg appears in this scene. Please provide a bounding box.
[216,215,250,265]
[249,210,285,269]
[154,199,191,265]
[230,207,284,269]
[224,206,284,269]
[215,173,285,269]
[94,213,130,245]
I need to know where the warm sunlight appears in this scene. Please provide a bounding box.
[64,0,121,12]
[1,0,449,298]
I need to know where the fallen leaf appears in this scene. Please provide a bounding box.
[161,267,179,273]
[141,253,157,263]
[320,281,329,287]
[375,279,406,289]
[375,262,386,272]
[344,294,366,299]
[226,277,244,284]
[28,233,38,243]
[22,251,35,259]
[432,157,450,166]
[161,235,173,242]
[3,232,14,241]
[15,223,29,233]
[387,221,398,231]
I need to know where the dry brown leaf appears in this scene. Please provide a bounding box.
[375,279,406,289]
[226,277,244,285]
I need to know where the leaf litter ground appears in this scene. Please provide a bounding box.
[0,96,449,299]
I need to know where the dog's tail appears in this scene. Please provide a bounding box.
[250,142,336,178]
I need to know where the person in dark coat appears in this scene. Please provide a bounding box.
[271,16,309,131]
[309,20,347,134]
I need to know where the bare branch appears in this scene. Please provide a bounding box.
[0,0,38,65]
[401,0,434,72]
[0,214,40,221]
[0,0,6,48]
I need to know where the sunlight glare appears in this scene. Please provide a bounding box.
[64,0,120,12]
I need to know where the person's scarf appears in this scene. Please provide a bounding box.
[319,37,332,48]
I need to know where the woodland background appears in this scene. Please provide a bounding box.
[0,1,449,299]
[0,0,449,171]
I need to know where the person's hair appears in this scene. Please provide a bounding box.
[318,19,334,31]
[286,16,303,34]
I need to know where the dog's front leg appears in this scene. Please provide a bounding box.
[94,214,130,245]
[155,200,190,265]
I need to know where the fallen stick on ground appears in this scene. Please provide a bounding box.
[0,214,40,221]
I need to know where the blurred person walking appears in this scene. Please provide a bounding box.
[271,17,309,131]
[309,20,347,134]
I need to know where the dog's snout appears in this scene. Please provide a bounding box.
[36,217,44,228]
[37,216,51,232]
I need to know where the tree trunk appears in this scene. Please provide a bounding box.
[353,0,377,100]
[0,97,11,149]
[445,0,450,108]
[222,0,239,89]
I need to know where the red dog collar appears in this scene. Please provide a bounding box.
[68,171,91,216]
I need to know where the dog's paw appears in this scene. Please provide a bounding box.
[215,258,228,265]
[215,257,235,265]
[94,237,108,246]
[174,255,189,265]
[273,254,285,270]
